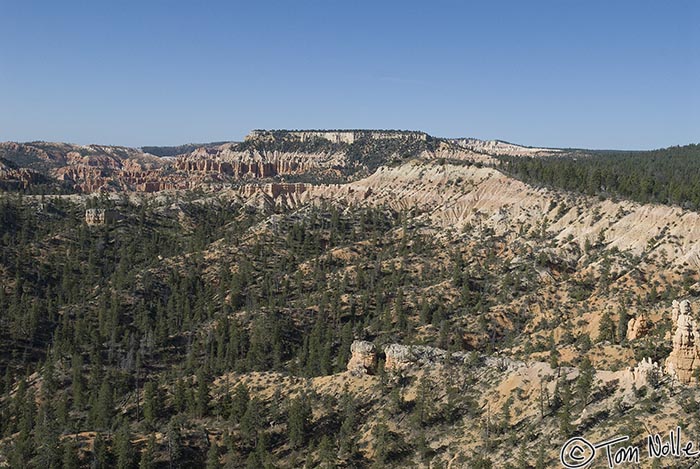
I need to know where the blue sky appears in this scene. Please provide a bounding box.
[0,1,697,149]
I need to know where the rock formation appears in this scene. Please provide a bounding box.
[0,158,43,190]
[246,129,428,145]
[174,146,340,179]
[451,137,561,157]
[629,357,662,388]
[665,300,700,384]
[383,344,448,372]
[0,131,495,193]
[626,315,650,341]
[85,208,117,226]
[347,341,377,375]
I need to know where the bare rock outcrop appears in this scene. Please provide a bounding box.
[451,138,562,157]
[85,209,117,226]
[665,300,700,383]
[347,341,377,375]
[626,315,650,341]
[0,159,42,190]
[246,130,428,145]
[629,357,662,388]
[174,146,340,180]
[383,344,447,373]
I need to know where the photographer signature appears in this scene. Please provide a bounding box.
[560,427,700,468]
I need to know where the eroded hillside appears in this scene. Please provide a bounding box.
[0,131,699,468]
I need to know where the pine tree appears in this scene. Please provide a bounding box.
[413,375,435,427]
[93,432,110,469]
[196,369,211,418]
[143,381,158,428]
[241,398,263,447]
[96,379,114,430]
[139,433,156,469]
[286,394,312,449]
[576,356,595,409]
[598,310,615,343]
[166,417,184,469]
[206,441,221,469]
[173,377,186,414]
[557,379,574,437]
[229,383,250,424]
[317,435,335,468]
[115,422,136,469]
[415,429,429,462]
[338,390,358,459]
[535,444,547,469]
[617,307,630,343]
[548,334,560,372]
[62,438,80,469]
[245,451,262,469]
[371,422,390,468]
[335,322,353,373]
[34,400,61,468]
[395,288,407,331]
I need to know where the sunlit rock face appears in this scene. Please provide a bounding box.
[347,341,377,375]
[665,300,700,384]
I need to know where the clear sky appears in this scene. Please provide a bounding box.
[1,1,698,149]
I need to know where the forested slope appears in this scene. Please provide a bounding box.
[498,144,700,209]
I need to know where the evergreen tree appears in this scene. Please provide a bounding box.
[206,441,221,469]
[241,398,263,447]
[166,417,184,469]
[62,438,80,469]
[34,400,61,468]
[617,308,630,343]
[548,334,560,371]
[196,369,211,418]
[143,381,158,428]
[286,394,312,449]
[413,374,435,427]
[114,422,136,469]
[395,288,407,331]
[71,354,85,409]
[557,379,574,437]
[139,434,156,469]
[173,377,186,414]
[229,383,250,424]
[93,432,110,469]
[535,443,547,469]
[338,390,358,459]
[317,435,335,468]
[95,380,114,430]
[371,422,390,468]
[598,310,615,343]
[576,357,595,409]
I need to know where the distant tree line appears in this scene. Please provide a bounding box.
[497,144,700,209]
[141,143,230,157]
